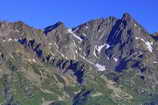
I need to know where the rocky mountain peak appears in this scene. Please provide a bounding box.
[44,21,65,35]
[121,12,133,22]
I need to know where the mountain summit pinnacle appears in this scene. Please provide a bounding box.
[121,13,133,22]
[44,21,65,35]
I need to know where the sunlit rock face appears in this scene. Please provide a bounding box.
[0,13,157,105]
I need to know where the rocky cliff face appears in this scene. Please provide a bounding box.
[0,13,158,105]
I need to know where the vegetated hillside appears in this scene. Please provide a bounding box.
[0,13,158,105]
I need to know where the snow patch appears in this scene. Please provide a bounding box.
[82,33,87,36]
[107,56,110,60]
[135,37,145,42]
[48,43,52,46]
[95,64,106,71]
[105,43,110,49]
[2,40,6,42]
[75,50,78,54]
[135,37,139,40]
[79,55,106,71]
[113,57,118,62]
[73,27,79,32]
[85,26,89,29]
[96,43,110,53]
[153,61,158,64]
[2,38,19,42]
[97,44,106,53]
[144,41,153,52]
[8,38,12,42]
[93,46,97,57]
[134,24,137,27]
[79,47,82,51]
[94,43,110,56]
[135,37,153,52]
[32,59,36,63]
[67,29,82,41]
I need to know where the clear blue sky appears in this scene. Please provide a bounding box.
[0,0,157,33]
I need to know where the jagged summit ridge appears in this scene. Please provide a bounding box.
[0,13,158,105]
[0,13,155,72]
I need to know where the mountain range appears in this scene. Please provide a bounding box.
[0,13,158,105]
